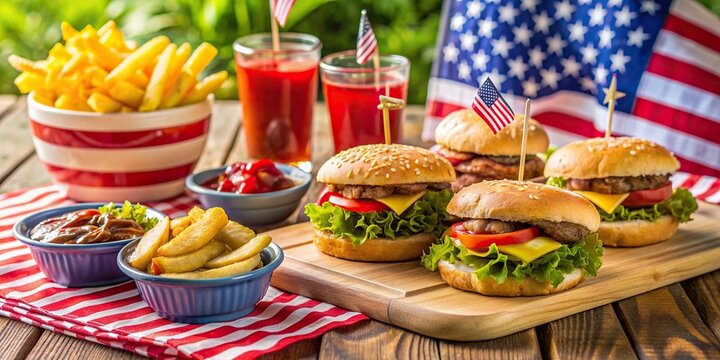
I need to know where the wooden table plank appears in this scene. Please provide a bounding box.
[683,271,720,341]
[319,321,439,360]
[0,98,34,184]
[194,101,244,170]
[24,331,144,360]
[0,155,49,193]
[259,337,321,360]
[438,329,540,360]
[0,317,43,360]
[538,305,636,359]
[616,284,720,359]
[0,95,17,118]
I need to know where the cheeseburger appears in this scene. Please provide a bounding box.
[423,180,603,296]
[432,109,550,191]
[544,137,698,247]
[305,144,456,262]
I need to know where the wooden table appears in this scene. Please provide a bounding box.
[0,97,718,359]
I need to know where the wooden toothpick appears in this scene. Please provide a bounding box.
[602,74,626,138]
[518,99,531,182]
[377,95,405,144]
[269,0,280,53]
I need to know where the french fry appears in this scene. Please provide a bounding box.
[164,43,191,93]
[84,33,123,70]
[107,80,145,108]
[88,92,123,113]
[128,69,149,88]
[215,221,256,250]
[13,72,45,94]
[150,241,226,275]
[180,71,227,105]
[48,43,72,62]
[188,206,204,221]
[97,20,115,36]
[128,217,170,270]
[157,207,228,256]
[104,35,170,84]
[121,106,134,112]
[55,93,92,111]
[8,55,47,74]
[205,235,271,268]
[86,66,108,87]
[160,254,261,280]
[170,216,192,237]
[61,21,79,41]
[139,43,176,111]
[99,22,131,53]
[33,89,56,106]
[59,52,88,77]
[159,42,217,109]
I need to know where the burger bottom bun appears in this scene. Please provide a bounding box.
[313,229,436,262]
[438,261,584,297]
[598,215,679,247]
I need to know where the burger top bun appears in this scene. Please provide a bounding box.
[448,180,601,233]
[317,144,456,186]
[435,109,549,155]
[544,137,680,179]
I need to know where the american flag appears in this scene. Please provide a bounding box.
[272,0,296,28]
[472,77,515,133]
[423,0,720,202]
[356,10,378,65]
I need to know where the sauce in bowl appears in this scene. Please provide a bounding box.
[30,209,146,244]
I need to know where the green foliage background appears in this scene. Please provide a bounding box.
[1,0,718,104]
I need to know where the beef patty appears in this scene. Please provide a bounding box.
[566,174,670,194]
[462,218,590,243]
[326,182,450,199]
[450,156,545,191]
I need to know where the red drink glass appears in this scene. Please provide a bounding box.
[320,51,410,153]
[233,33,321,170]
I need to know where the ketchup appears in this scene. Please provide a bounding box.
[205,159,296,194]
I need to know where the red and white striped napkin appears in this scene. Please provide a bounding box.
[0,186,367,360]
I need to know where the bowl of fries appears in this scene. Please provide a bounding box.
[10,21,228,202]
[117,206,284,323]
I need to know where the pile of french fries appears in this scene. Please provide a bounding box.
[128,207,271,279]
[8,21,227,113]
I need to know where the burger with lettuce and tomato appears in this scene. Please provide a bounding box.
[422,180,603,296]
[544,137,698,247]
[304,144,456,262]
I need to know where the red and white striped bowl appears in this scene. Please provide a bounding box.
[27,94,212,202]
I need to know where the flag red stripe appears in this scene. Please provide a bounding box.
[531,112,604,138]
[633,98,720,144]
[495,101,515,123]
[674,155,719,177]
[427,100,464,118]
[645,53,720,96]
[472,102,499,133]
[475,100,503,133]
[663,14,720,54]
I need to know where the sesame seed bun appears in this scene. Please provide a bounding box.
[438,261,584,296]
[448,180,601,234]
[435,109,549,155]
[317,144,456,186]
[544,137,680,179]
[598,215,679,247]
[313,229,436,262]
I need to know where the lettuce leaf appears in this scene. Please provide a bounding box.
[546,176,567,188]
[598,188,697,223]
[422,233,603,287]
[304,190,453,245]
[98,201,159,230]
[546,177,698,223]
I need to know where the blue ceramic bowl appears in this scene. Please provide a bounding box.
[117,240,284,324]
[12,203,166,287]
[186,163,311,226]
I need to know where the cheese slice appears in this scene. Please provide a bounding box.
[460,236,562,264]
[573,191,629,214]
[376,191,427,215]
[496,237,562,264]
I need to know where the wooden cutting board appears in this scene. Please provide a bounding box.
[266,202,720,341]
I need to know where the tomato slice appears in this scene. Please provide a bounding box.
[622,182,673,208]
[429,145,466,166]
[317,188,390,213]
[450,222,540,251]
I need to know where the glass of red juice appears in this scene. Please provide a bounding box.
[233,33,321,171]
[320,51,409,153]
